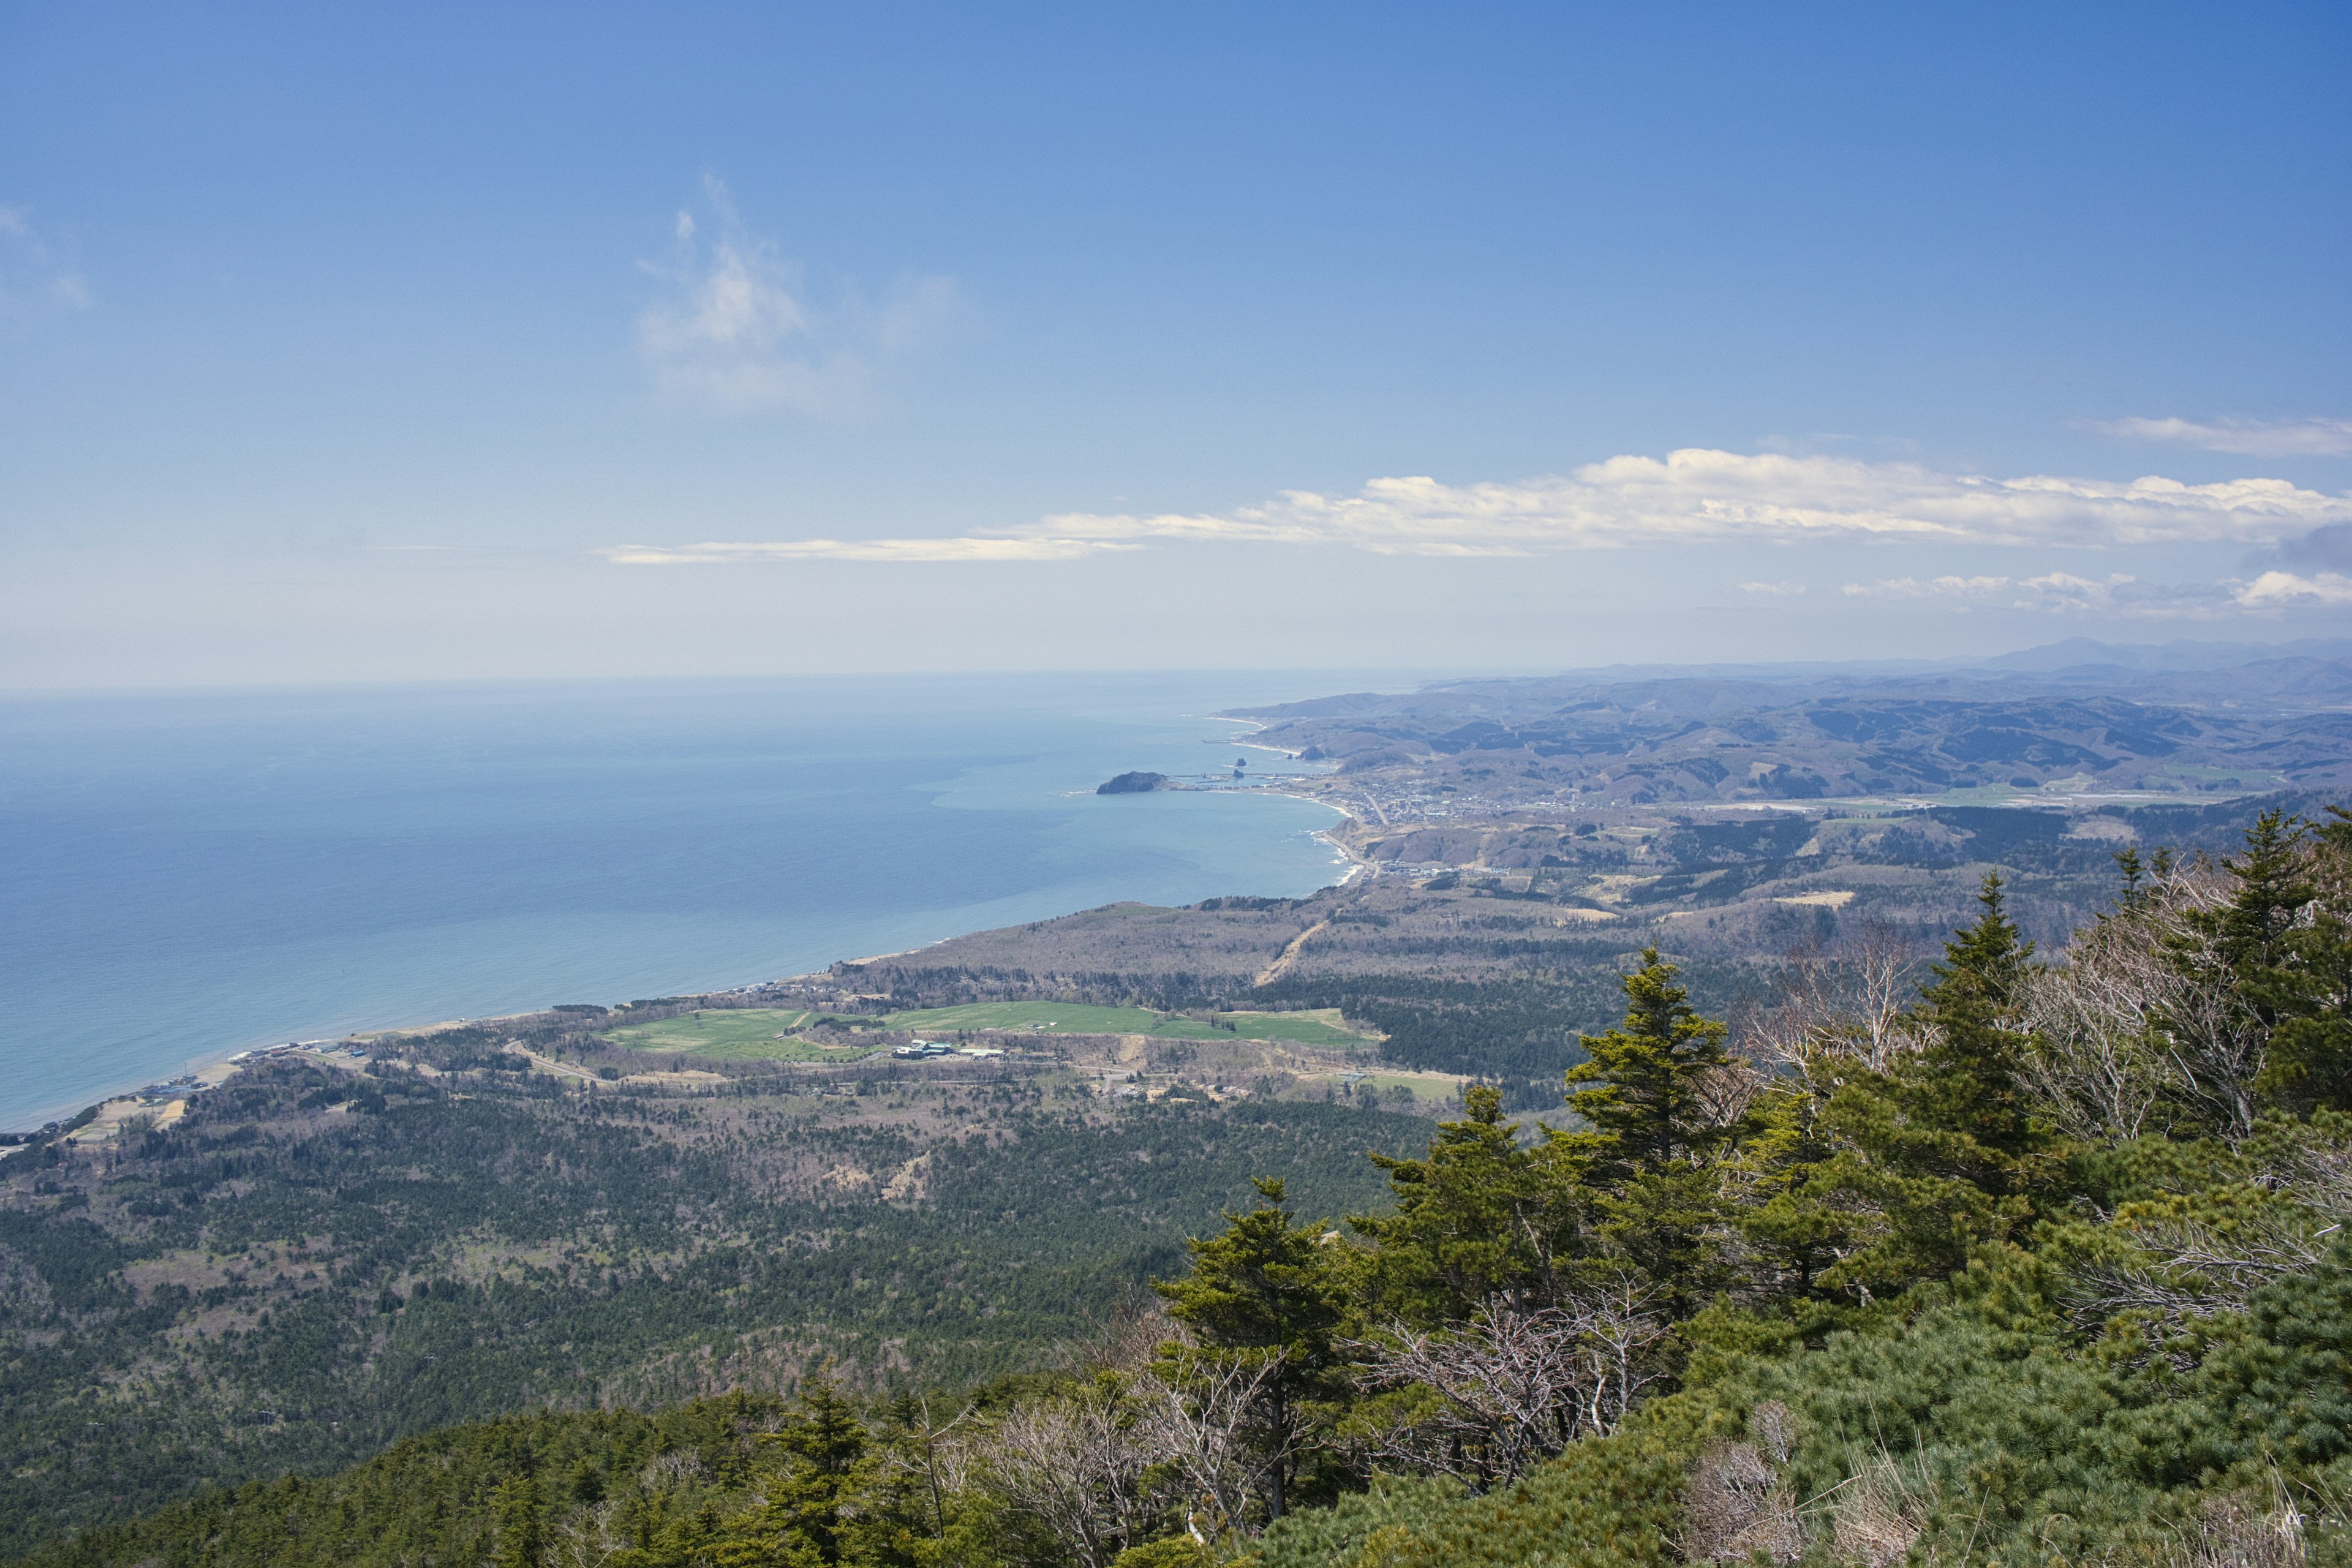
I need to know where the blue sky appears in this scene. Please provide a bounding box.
[2,2,2347,687]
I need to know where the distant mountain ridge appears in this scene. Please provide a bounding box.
[1237,638,2352,725]
[1223,638,2352,807]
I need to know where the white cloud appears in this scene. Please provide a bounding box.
[1014,451,2349,555]
[598,538,1136,565]
[635,178,957,417]
[0,205,92,315]
[2083,415,2352,458]
[2233,570,2352,609]
[1739,581,1807,596]
[603,448,2352,568]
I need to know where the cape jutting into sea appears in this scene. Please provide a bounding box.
[0,671,1379,1131]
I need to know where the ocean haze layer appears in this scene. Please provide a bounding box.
[0,673,1370,1130]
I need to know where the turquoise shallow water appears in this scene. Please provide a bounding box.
[0,673,1369,1129]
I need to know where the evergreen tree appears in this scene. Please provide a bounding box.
[1564,950,1733,1179]
[491,1469,542,1568]
[1562,951,1737,1316]
[1807,873,2056,1298]
[716,1381,873,1567]
[1727,1073,1849,1311]
[2200,810,2313,1009]
[1156,1178,1349,1520]
[1347,1085,1587,1327]
[2241,809,2352,1114]
[1902,870,2040,1168]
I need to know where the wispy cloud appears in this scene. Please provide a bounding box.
[0,205,92,315]
[635,178,957,417]
[1839,572,2161,610]
[603,448,2352,567]
[1739,581,1807,597]
[2082,415,2352,458]
[1016,451,2348,554]
[1834,570,2350,620]
[598,538,1136,565]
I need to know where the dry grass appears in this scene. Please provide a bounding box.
[1681,1403,1801,1564]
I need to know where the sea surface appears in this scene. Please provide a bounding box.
[0,672,1380,1130]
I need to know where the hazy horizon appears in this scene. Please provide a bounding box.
[4,631,2350,701]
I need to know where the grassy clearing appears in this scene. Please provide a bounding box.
[883,1001,1368,1046]
[1220,1008,1372,1046]
[597,1009,876,1061]
[1344,1070,1465,1104]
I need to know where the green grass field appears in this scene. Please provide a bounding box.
[1345,1071,1463,1104]
[597,1009,882,1062]
[880,1001,1368,1046]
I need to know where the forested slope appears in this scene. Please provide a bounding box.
[15,804,2352,1567]
[0,1060,1420,1547]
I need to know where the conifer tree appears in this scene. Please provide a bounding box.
[1348,1085,1587,1327]
[1728,1072,1849,1308]
[1565,950,1733,1178]
[2200,810,2313,1007]
[1904,870,2040,1167]
[491,1472,541,1568]
[2249,807,2352,1114]
[1156,1178,1348,1520]
[716,1381,873,1567]
[1563,951,1737,1316]
[1808,873,2056,1298]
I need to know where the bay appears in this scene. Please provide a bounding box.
[0,671,1371,1129]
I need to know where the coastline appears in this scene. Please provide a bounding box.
[7,794,1373,1138]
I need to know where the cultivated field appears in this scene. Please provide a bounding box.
[598,1008,881,1061]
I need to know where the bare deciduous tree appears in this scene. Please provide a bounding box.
[1681,1402,1802,1565]
[2019,859,2266,1140]
[978,1377,1162,1568]
[1348,1285,1668,1491]
[1745,924,1927,1087]
[551,1499,625,1568]
[1135,1347,1285,1542]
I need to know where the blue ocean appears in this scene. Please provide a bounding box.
[0,673,1371,1131]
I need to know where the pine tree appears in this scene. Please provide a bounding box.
[715,1381,872,1567]
[1156,1177,1349,1520]
[2251,807,2352,1114]
[1562,951,1738,1317]
[1807,873,2056,1298]
[1348,1085,1588,1327]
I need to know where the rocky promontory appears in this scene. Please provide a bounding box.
[1096,771,1173,794]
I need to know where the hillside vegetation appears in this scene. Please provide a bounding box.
[20,804,2351,1567]
[0,1054,1422,1547]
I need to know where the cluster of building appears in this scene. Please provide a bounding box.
[230,1039,370,1066]
[134,1076,205,1105]
[889,1039,1006,1061]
